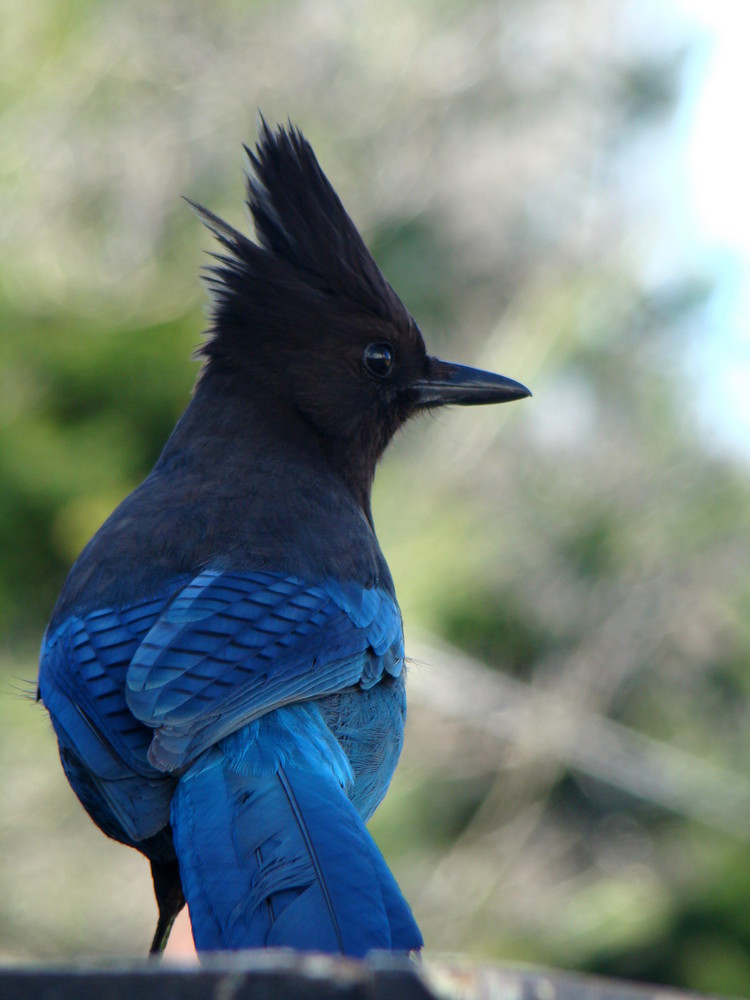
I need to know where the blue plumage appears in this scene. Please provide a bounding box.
[172,707,420,954]
[41,591,181,845]
[38,119,529,957]
[125,572,403,771]
[39,571,420,951]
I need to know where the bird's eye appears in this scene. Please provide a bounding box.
[362,342,394,379]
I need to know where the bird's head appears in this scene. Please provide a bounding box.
[192,120,530,499]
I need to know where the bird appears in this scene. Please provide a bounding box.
[37,119,531,958]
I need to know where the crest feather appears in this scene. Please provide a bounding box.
[192,120,411,369]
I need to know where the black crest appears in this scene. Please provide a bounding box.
[191,120,413,372]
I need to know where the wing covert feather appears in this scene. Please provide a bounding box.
[125,570,403,771]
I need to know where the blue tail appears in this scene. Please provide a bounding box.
[172,733,422,955]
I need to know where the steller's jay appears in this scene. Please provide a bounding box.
[38,121,530,957]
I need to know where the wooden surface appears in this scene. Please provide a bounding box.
[0,952,721,1000]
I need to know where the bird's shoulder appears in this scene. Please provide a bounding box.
[50,452,391,628]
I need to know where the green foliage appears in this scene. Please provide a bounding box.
[0,304,197,635]
[439,587,558,678]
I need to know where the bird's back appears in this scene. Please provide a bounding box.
[48,379,394,630]
[40,379,403,822]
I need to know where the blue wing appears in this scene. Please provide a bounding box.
[126,569,403,772]
[39,591,188,845]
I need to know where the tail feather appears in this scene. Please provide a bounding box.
[172,750,422,956]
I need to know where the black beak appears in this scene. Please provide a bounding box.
[411,357,531,408]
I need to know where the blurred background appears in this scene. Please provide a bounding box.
[2,0,750,993]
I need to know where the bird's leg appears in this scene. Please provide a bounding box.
[149,859,186,957]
